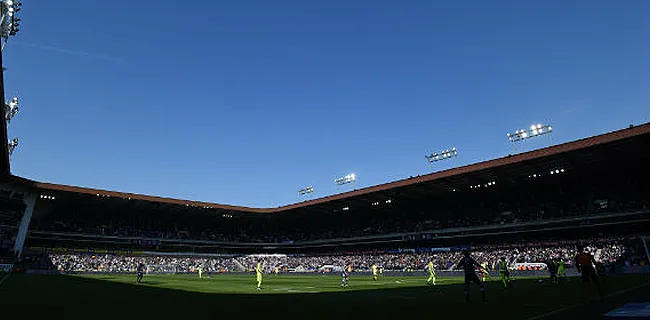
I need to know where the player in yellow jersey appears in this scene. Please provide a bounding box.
[426,261,437,285]
[480,262,490,282]
[256,260,263,290]
[556,259,566,281]
[371,264,378,281]
[497,257,513,288]
[198,266,203,279]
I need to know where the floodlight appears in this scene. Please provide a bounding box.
[5,96,18,122]
[426,147,458,163]
[1,0,22,50]
[335,173,356,185]
[298,186,314,195]
[507,123,553,149]
[470,180,496,189]
[7,137,17,155]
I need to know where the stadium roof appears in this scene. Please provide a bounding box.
[2,122,650,214]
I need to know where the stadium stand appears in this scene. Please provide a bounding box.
[0,123,650,273]
[0,190,23,263]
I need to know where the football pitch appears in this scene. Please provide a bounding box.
[1,273,650,319]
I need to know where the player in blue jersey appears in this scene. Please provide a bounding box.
[136,263,145,283]
[458,250,487,302]
[341,265,350,288]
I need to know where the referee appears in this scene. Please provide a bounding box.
[574,245,601,296]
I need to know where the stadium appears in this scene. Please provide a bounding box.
[2,2,650,320]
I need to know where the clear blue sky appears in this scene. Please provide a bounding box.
[4,0,650,208]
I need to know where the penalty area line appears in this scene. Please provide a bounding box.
[525,280,650,320]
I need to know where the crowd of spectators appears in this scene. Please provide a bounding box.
[237,238,643,272]
[44,254,235,273]
[36,238,646,274]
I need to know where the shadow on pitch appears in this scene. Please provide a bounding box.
[1,274,645,320]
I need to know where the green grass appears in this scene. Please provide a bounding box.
[1,273,650,319]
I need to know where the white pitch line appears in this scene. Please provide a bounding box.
[0,273,10,287]
[525,281,650,320]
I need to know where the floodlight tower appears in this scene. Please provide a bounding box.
[507,123,552,153]
[425,147,457,171]
[0,0,21,168]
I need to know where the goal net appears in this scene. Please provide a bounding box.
[146,264,178,274]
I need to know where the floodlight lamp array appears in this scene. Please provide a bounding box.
[507,124,552,142]
[298,186,314,195]
[5,96,18,123]
[7,137,17,155]
[426,147,457,163]
[1,0,21,46]
[335,173,356,185]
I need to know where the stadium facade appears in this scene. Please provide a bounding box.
[0,123,649,259]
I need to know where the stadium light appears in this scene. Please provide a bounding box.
[298,186,314,196]
[1,0,22,51]
[7,137,17,155]
[335,173,356,185]
[507,123,552,152]
[469,181,496,189]
[425,147,457,163]
[5,96,17,123]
